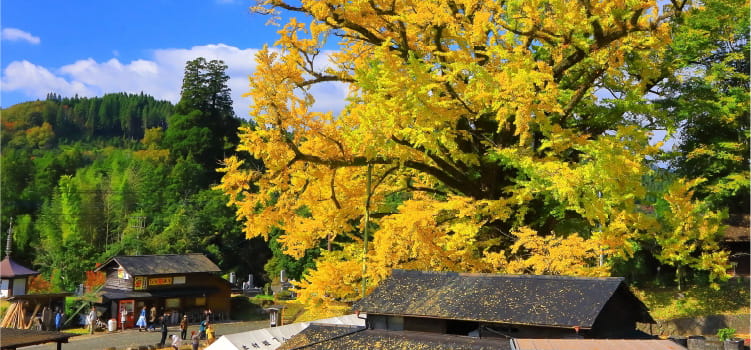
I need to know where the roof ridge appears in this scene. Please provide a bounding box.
[392,269,624,282]
[116,253,205,258]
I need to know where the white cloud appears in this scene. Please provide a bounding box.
[1,44,349,118]
[1,28,41,45]
[2,61,94,98]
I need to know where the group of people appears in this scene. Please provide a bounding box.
[134,305,159,331]
[172,329,206,350]
[78,304,218,350]
[132,306,214,349]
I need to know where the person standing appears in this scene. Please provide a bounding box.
[170,334,182,350]
[32,314,42,331]
[206,322,215,345]
[136,306,147,331]
[149,306,157,331]
[198,318,207,340]
[179,314,188,340]
[190,331,200,350]
[87,308,97,334]
[54,310,63,332]
[120,307,127,332]
[159,315,168,347]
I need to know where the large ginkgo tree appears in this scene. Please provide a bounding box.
[217,0,731,315]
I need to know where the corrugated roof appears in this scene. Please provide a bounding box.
[0,257,39,278]
[278,328,512,350]
[205,314,366,350]
[278,324,363,349]
[510,338,687,350]
[354,270,651,328]
[95,254,221,276]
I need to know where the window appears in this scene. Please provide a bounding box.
[165,298,180,309]
[387,316,404,331]
[195,297,206,306]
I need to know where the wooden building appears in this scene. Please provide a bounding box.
[94,254,230,328]
[0,256,38,299]
[1,224,39,299]
[1,225,70,331]
[278,270,660,349]
[355,270,655,339]
[723,214,750,277]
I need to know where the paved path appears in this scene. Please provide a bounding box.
[20,320,270,350]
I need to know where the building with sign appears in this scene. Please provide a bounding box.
[94,254,230,329]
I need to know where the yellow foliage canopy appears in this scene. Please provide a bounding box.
[217,0,729,309]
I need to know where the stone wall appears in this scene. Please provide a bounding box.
[637,314,750,337]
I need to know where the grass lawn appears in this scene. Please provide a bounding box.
[633,278,750,320]
[229,295,268,321]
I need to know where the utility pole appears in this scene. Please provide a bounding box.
[361,164,373,298]
[130,215,146,255]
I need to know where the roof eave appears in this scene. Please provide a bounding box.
[362,311,594,330]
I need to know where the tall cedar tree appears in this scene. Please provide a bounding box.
[166,58,241,181]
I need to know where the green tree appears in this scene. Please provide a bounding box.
[660,0,749,214]
[165,58,241,176]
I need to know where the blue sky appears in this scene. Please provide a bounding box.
[1,0,348,117]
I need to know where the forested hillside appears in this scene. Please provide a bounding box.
[0,59,274,292]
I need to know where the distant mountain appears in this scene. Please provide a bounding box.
[1,92,270,293]
[2,93,174,148]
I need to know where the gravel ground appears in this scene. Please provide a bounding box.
[20,320,270,350]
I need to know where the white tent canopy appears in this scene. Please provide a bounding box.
[206,314,365,350]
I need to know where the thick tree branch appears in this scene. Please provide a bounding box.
[390,136,468,187]
[330,168,342,209]
[298,75,355,87]
[562,66,606,120]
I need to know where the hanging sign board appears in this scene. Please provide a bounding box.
[148,277,173,286]
[133,276,146,290]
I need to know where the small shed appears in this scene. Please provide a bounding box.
[0,328,78,350]
[723,214,750,276]
[0,257,38,298]
[1,223,39,298]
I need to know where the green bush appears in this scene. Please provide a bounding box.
[275,290,293,300]
[717,328,736,341]
[230,296,265,321]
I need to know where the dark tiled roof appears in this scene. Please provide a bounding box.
[278,326,511,350]
[95,254,221,276]
[0,328,77,349]
[354,270,652,328]
[0,257,39,278]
